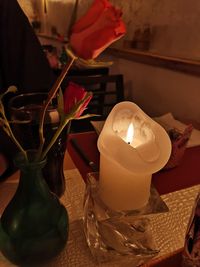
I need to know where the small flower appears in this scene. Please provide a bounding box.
[64,82,92,118]
[69,0,126,59]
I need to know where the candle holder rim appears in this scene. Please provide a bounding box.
[86,172,169,217]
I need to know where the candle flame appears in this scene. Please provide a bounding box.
[126,123,134,144]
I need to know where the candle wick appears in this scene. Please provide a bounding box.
[128,142,130,145]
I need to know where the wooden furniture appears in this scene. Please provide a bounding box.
[108,46,200,76]
[64,74,125,132]
[54,65,110,77]
[68,66,109,76]
[65,74,124,115]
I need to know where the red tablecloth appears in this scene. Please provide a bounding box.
[67,131,200,195]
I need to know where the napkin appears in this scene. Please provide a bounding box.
[91,113,200,148]
[153,113,200,148]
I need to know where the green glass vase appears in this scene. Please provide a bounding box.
[8,92,69,198]
[0,151,69,265]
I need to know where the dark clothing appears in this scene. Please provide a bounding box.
[0,0,56,174]
[0,0,55,93]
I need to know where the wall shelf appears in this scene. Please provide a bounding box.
[108,47,200,77]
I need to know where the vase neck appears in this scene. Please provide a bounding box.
[14,152,48,189]
[14,151,46,169]
[19,164,44,177]
[15,160,52,200]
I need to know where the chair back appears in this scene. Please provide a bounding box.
[68,66,109,76]
[63,74,124,132]
[54,66,109,77]
[64,74,124,119]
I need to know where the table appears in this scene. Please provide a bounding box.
[0,131,200,266]
[67,131,200,195]
[66,131,200,267]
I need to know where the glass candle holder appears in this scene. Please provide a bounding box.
[83,172,169,266]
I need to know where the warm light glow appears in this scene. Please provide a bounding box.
[126,123,134,144]
[44,0,47,13]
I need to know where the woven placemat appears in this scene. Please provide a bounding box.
[0,169,199,267]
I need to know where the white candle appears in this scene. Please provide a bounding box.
[97,101,171,211]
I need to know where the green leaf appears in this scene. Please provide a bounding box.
[68,92,92,117]
[57,87,64,114]
[75,58,113,69]
[74,113,100,120]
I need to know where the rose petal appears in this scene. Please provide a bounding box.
[63,82,92,118]
[72,0,111,33]
[70,0,126,59]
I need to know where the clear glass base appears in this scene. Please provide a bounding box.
[83,172,169,266]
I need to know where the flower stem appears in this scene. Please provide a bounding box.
[37,56,75,159]
[41,118,70,160]
[41,92,92,159]
[0,103,27,161]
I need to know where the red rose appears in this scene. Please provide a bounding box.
[69,0,126,59]
[64,82,92,118]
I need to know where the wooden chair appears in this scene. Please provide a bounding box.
[68,66,109,76]
[54,66,109,77]
[62,74,124,132]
